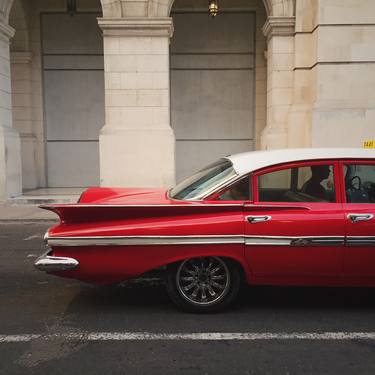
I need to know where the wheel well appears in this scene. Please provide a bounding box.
[165,256,246,282]
[221,256,246,282]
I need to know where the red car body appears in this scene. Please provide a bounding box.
[35,149,375,311]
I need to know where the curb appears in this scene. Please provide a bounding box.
[0,219,58,224]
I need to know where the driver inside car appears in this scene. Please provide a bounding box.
[302,165,331,201]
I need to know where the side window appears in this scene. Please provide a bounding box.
[216,176,251,201]
[345,164,375,203]
[258,164,335,203]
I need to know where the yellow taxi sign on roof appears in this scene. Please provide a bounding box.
[364,140,375,149]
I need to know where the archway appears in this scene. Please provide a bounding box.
[0,0,14,22]
[169,0,268,180]
[146,0,295,17]
[8,0,105,190]
[98,0,295,18]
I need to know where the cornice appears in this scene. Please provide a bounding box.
[98,18,174,38]
[263,16,295,41]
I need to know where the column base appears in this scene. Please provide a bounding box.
[20,134,39,189]
[0,126,22,201]
[99,127,176,188]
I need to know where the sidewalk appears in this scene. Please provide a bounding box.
[0,188,81,223]
[0,204,58,223]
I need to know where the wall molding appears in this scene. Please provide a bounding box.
[98,17,174,38]
[262,16,295,41]
[294,61,375,71]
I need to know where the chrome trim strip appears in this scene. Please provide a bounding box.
[199,175,240,200]
[46,234,345,247]
[347,236,375,246]
[245,237,290,246]
[169,159,240,201]
[40,203,244,208]
[245,236,345,247]
[47,235,245,247]
[34,250,79,272]
[244,204,311,211]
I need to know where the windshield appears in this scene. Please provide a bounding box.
[170,159,237,200]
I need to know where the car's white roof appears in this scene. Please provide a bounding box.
[225,148,375,176]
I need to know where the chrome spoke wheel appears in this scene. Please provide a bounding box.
[176,257,230,306]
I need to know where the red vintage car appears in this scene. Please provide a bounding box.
[35,148,375,312]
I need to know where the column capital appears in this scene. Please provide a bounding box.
[262,16,295,41]
[0,20,15,42]
[98,17,174,38]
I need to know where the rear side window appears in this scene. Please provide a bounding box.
[345,164,375,203]
[258,164,336,203]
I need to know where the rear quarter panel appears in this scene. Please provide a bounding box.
[47,204,247,284]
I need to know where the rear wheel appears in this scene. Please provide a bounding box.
[166,256,241,313]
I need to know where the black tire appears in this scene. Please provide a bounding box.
[166,256,241,313]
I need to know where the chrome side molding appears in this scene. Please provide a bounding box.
[347,236,375,246]
[43,233,375,248]
[46,235,244,247]
[245,236,345,247]
[45,234,346,247]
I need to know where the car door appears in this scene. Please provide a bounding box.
[341,160,375,278]
[244,161,345,283]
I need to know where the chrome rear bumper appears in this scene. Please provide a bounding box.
[34,249,79,272]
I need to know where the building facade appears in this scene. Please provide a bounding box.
[0,0,374,201]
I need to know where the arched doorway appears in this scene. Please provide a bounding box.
[9,0,104,190]
[170,0,267,181]
[41,9,104,187]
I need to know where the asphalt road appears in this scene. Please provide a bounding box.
[1,223,375,374]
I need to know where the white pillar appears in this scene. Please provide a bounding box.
[261,16,295,150]
[98,18,175,188]
[10,51,38,189]
[0,21,22,201]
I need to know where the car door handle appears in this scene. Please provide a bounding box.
[246,215,272,223]
[347,213,374,223]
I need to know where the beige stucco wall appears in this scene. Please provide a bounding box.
[1,0,375,199]
[312,0,375,148]
[291,0,375,149]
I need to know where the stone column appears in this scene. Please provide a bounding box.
[98,18,175,188]
[286,0,317,149]
[10,51,38,189]
[0,21,22,201]
[261,16,295,150]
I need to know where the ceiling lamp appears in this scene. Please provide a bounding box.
[67,0,77,16]
[208,0,219,17]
